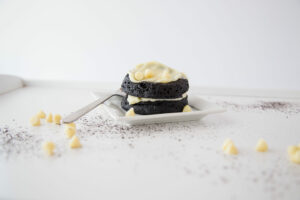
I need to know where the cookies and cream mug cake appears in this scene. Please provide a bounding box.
[121,61,191,115]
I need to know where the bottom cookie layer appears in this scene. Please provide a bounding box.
[121,96,188,115]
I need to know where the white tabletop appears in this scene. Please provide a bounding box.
[0,80,300,200]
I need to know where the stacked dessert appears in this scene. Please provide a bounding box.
[121,61,191,115]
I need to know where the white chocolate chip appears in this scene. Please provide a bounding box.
[222,139,233,151]
[290,151,300,164]
[183,105,192,112]
[42,141,55,156]
[224,143,238,155]
[126,108,135,117]
[69,136,82,148]
[144,69,154,78]
[37,110,46,119]
[135,71,144,81]
[30,116,41,126]
[46,113,53,123]
[162,69,171,79]
[287,145,300,164]
[255,139,268,152]
[54,114,62,125]
[288,145,298,155]
[66,123,76,129]
[65,126,76,138]
[222,139,238,155]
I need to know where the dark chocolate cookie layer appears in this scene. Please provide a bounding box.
[121,95,188,115]
[121,74,189,99]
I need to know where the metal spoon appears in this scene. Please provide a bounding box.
[62,89,125,124]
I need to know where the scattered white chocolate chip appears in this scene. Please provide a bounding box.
[126,108,135,117]
[183,105,192,112]
[54,114,62,125]
[69,136,82,148]
[222,138,233,151]
[288,145,300,164]
[255,139,268,152]
[224,143,238,155]
[288,146,298,155]
[30,116,41,126]
[290,151,300,164]
[37,110,46,119]
[134,71,144,81]
[65,127,76,138]
[144,69,154,78]
[66,123,76,128]
[42,141,55,156]
[222,139,238,155]
[46,113,53,123]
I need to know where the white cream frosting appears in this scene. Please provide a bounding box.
[127,93,187,105]
[128,61,187,83]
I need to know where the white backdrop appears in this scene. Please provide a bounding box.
[0,0,299,90]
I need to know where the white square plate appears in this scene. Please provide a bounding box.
[92,92,226,125]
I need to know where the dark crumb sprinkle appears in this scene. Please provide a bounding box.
[252,178,258,183]
[0,125,42,159]
[183,167,192,175]
[220,176,229,184]
[0,108,203,160]
[128,143,134,149]
[76,111,200,140]
[217,100,300,114]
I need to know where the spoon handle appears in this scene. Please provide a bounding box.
[62,94,116,124]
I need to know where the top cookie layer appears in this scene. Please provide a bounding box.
[121,74,189,99]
